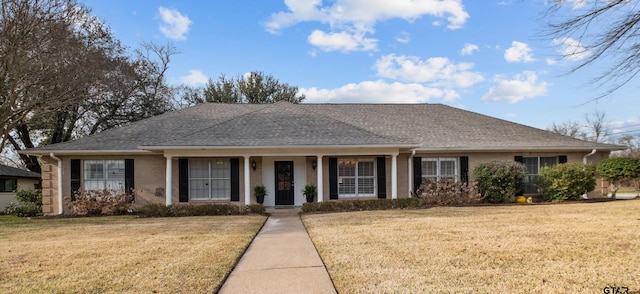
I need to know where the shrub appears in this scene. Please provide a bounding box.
[3,189,42,217]
[537,163,596,202]
[69,189,133,216]
[301,198,420,213]
[414,179,480,206]
[596,157,640,196]
[138,203,265,217]
[473,161,526,203]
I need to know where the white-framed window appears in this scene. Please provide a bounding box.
[338,158,376,198]
[523,156,557,194]
[189,158,231,200]
[422,158,458,182]
[83,160,125,192]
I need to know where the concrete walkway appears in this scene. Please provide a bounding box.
[219,209,337,294]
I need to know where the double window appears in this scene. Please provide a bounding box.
[83,160,125,192]
[338,158,376,198]
[189,158,231,200]
[0,179,17,192]
[422,158,458,182]
[523,156,557,194]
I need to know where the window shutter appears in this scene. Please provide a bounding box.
[377,157,386,199]
[558,155,567,164]
[459,156,469,184]
[514,156,524,196]
[413,157,422,193]
[178,158,189,203]
[124,159,134,197]
[230,158,240,202]
[70,159,81,201]
[329,158,338,199]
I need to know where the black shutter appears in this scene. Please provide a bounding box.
[329,158,338,199]
[514,156,524,196]
[178,158,189,203]
[413,157,422,193]
[377,157,386,199]
[558,155,567,164]
[70,159,81,201]
[124,159,134,196]
[460,156,469,184]
[230,158,240,202]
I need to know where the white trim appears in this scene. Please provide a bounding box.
[140,144,418,151]
[391,154,397,199]
[414,146,621,152]
[317,155,324,203]
[21,150,151,156]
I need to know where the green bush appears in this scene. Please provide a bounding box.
[537,163,596,202]
[596,157,640,195]
[3,189,42,217]
[414,179,480,206]
[301,198,421,213]
[473,161,526,203]
[138,203,265,217]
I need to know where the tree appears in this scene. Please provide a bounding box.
[547,120,583,138]
[0,0,118,151]
[546,1,640,98]
[596,157,640,196]
[616,134,640,157]
[582,110,610,143]
[203,71,305,104]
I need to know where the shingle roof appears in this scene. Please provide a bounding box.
[25,102,623,153]
[0,164,41,178]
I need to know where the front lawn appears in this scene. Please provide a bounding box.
[0,215,266,293]
[303,200,640,293]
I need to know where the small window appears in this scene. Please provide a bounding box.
[422,158,458,182]
[0,179,17,192]
[338,158,376,198]
[83,160,125,192]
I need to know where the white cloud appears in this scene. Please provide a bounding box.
[460,43,479,56]
[569,0,587,9]
[179,70,208,86]
[374,54,484,88]
[552,37,592,61]
[504,41,535,63]
[482,71,549,103]
[546,58,557,65]
[301,80,456,103]
[265,0,469,52]
[308,30,377,52]
[396,31,411,44]
[158,7,192,41]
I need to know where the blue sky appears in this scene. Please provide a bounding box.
[82,0,639,137]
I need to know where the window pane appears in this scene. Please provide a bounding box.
[357,178,375,195]
[338,159,356,177]
[211,158,230,179]
[358,161,375,177]
[190,179,209,199]
[339,178,356,195]
[211,179,230,199]
[190,159,209,178]
[1,179,17,192]
[523,157,538,175]
[540,157,556,168]
[422,159,437,177]
[440,159,456,178]
[104,180,124,191]
[105,160,125,180]
[85,161,104,180]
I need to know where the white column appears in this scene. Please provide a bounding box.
[165,156,173,206]
[316,155,324,202]
[391,153,398,199]
[408,155,412,198]
[244,156,251,205]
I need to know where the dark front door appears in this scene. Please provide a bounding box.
[275,161,294,205]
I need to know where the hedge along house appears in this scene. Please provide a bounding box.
[22,102,623,215]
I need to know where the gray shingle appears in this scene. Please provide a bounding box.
[25,102,623,152]
[0,164,41,178]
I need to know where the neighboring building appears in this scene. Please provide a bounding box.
[0,164,41,210]
[21,102,623,215]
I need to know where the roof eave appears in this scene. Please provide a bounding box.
[139,144,421,151]
[19,149,152,156]
[414,146,625,152]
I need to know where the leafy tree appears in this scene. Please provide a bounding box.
[473,161,526,203]
[545,1,640,98]
[536,163,596,202]
[0,0,117,151]
[202,71,305,104]
[596,157,640,196]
